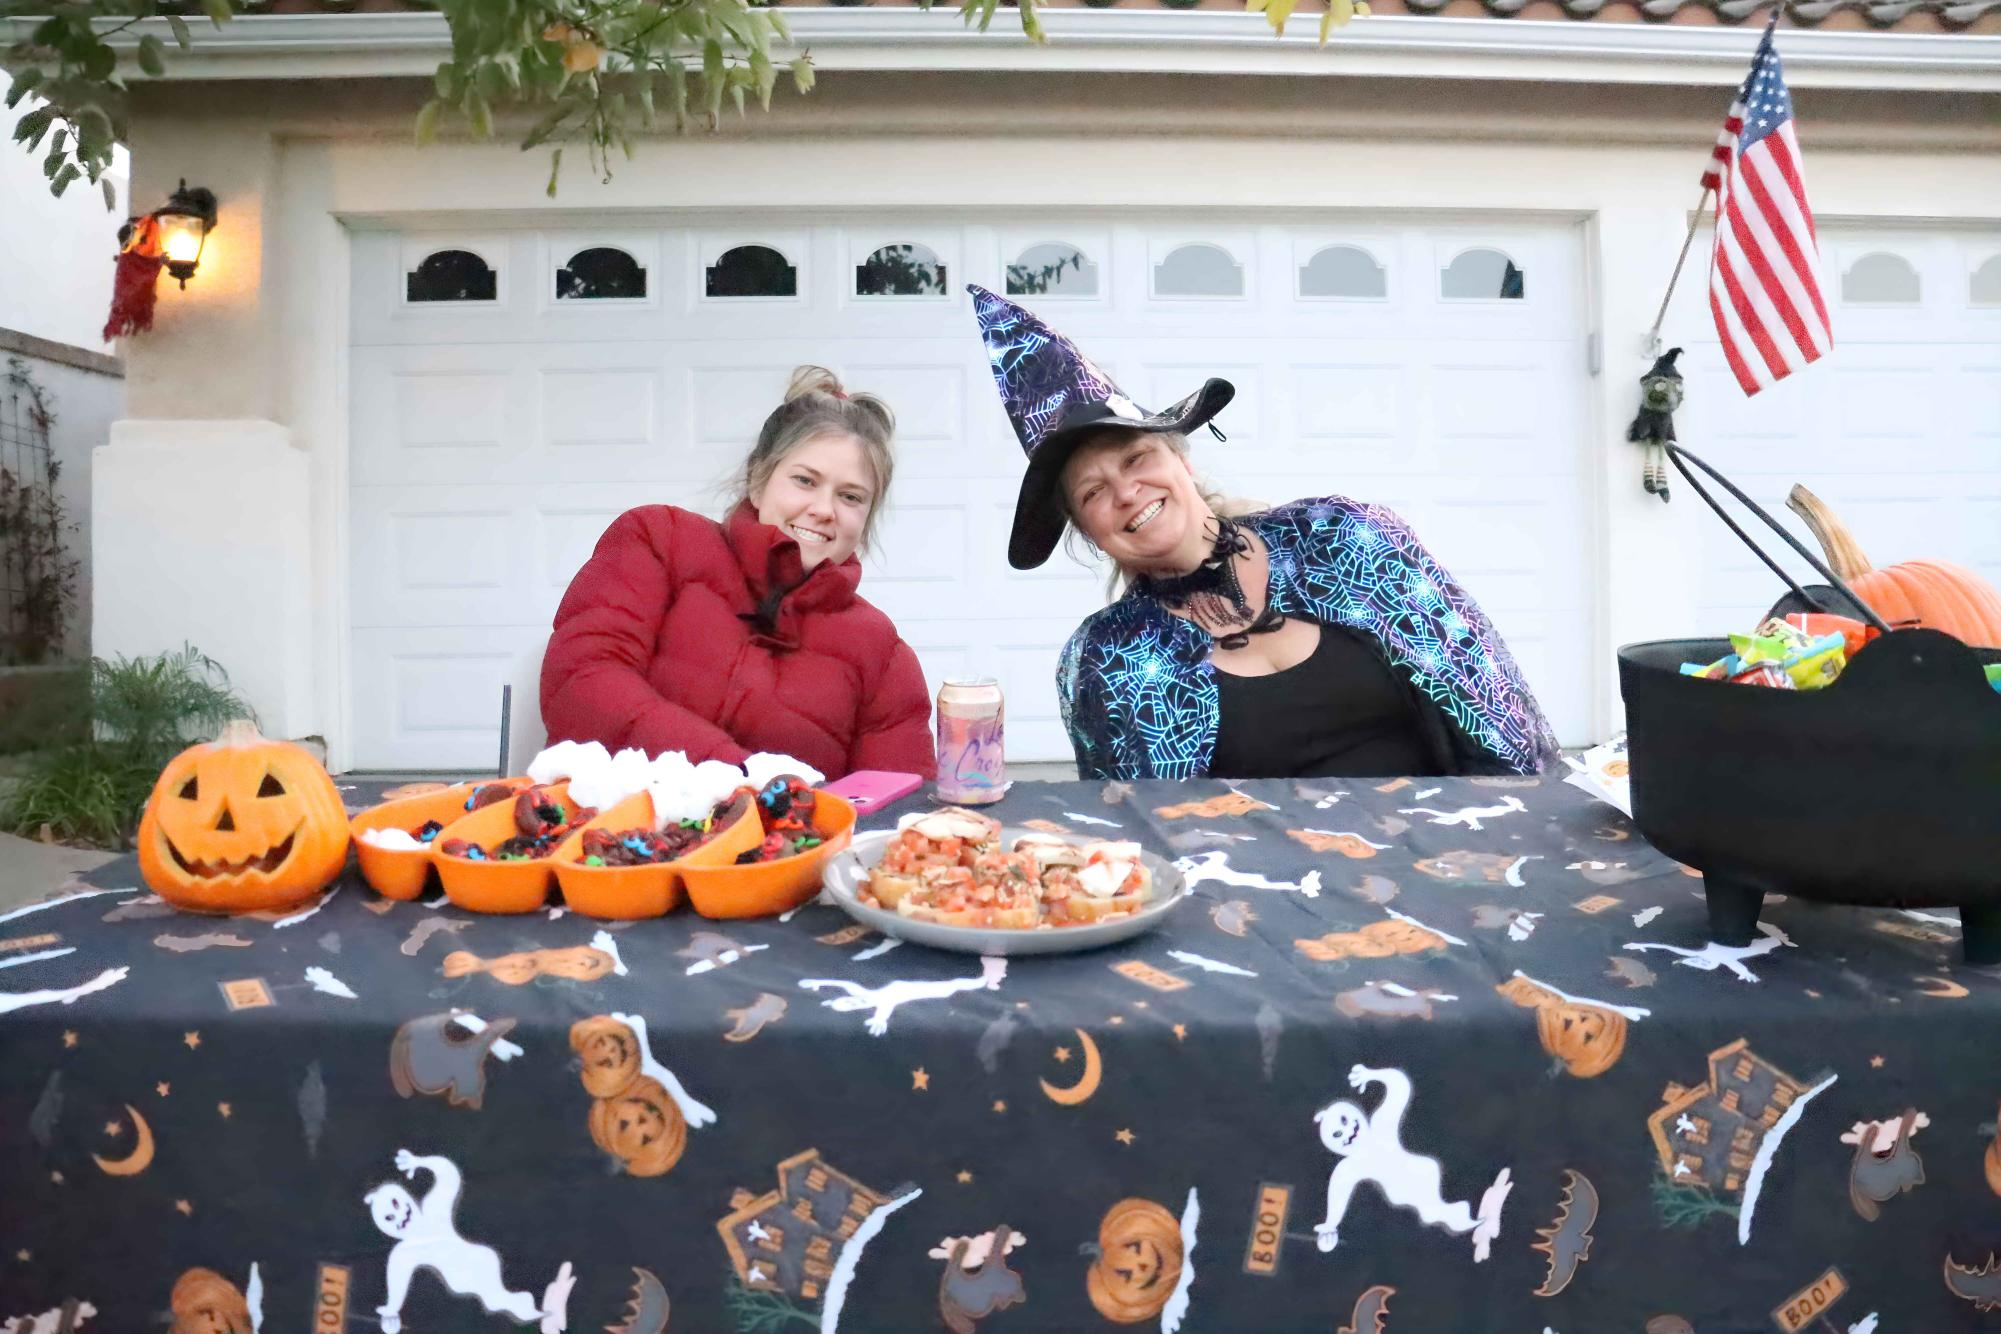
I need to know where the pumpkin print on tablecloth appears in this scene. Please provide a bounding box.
[1086,1198,1184,1324]
[571,1016,688,1178]
[1496,974,1632,1079]
[1296,918,1447,963]
[137,719,350,914]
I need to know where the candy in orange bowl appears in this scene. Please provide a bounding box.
[432,781,593,914]
[137,719,350,914]
[351,779,528,901]
[682,790,857,920]
[553,792,762,920]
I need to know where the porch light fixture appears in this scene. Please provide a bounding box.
[153,179,217,288]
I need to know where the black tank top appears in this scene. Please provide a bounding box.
[1207,622,1433,779]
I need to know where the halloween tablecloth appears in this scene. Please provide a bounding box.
[5,772,2001,1334]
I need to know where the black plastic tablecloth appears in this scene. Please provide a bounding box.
[3,772,1998,1333]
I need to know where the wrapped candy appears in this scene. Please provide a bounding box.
[1987,664,2001,694]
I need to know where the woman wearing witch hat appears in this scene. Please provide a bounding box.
[968,285,1558,780]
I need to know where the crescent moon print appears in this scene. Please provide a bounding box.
[93,1104,156,1176]
[1914,975,1969,999]
[605,1267,669,1333]
[1040,1030,1104,1106]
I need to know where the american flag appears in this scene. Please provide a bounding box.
[1704,11,1830,396]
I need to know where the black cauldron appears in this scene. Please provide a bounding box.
[1619,629,2001,963]
[1616,446,2001,965]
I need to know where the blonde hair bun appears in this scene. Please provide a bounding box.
[784,365,846,403]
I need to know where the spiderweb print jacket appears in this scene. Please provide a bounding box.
[1056,496,1561,779]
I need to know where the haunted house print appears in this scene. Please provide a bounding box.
[1647,1040,1812,1197]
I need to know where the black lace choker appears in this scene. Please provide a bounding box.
[1137,516,1284,651]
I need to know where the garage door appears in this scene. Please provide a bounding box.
[1686,226,2001,632]
[347,216,1594,770]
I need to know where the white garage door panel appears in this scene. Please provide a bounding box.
[1683,226,2001,635]
[350,218,1593,769]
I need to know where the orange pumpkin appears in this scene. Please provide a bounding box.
[1086,1198,1184,1324]
[1985,1104,2001,1197]
[169,1267,252,1334]
[1788,485,2001,648]
[1497,975,1629,1078]
[138,719,350,914]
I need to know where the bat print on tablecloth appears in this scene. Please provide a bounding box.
[1175,851,1321,898]
[1413,852,1539,888]
[1165,828,1259,853]
[799,957,1007,1037]
[363,1149,573,1334]
[1530,1170,1598,1297]
[1946,1254,2001,1312]
[1397,794,1526,832]
[389,1012,521,1110]
[1313,1065,1511,1263]
[1346,875,1400,906]
[152,931,252,953]
[930,1225,1027,1334]
[103,894,175,922]
[604,1268,669,1333]
[1604,957,1657,989]
[1337,1284,1394,1334]
[401,917,467,957]
[1496,973,1649,1079]
[1840,1110,1927,1220]
[1210,900,1257,937]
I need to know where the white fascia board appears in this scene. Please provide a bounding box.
[111,9,2001,92]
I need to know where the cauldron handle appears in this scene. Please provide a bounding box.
[1665,444,1894,637]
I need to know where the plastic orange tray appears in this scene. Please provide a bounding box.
[433,781,591,914]
[350,780,528,901]
[682,792,857,920]
[552,794,762,920]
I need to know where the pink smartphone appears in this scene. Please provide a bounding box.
[822,770,925,814]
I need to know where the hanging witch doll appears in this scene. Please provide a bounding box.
[1626,347,1684,502]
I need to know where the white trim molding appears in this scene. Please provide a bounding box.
[116,10,2001,92]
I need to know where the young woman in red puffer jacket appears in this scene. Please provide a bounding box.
[540,367,936,780]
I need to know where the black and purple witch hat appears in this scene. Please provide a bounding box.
[967,284,1233,570]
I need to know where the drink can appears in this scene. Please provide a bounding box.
[935,676,1006,805]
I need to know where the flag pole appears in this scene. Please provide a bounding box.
[1647,186,1713,357]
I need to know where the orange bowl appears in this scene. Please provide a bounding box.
[351,780,527,901]
[552,794,762,920]
[682,792,857,920]
[433,781,592,914]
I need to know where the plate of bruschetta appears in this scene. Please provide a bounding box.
[820,807,1186,955]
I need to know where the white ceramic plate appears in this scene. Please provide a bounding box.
[821,827,1187,956]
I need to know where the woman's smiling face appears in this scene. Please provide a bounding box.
[753,431,877,569]
[1061,431,1210,573]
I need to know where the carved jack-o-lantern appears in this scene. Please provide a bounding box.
[1086,1198,1184,1324]
[1294,918,1446,963]
[137,720,350,914]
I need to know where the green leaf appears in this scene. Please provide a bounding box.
[466,89,493,139]
[5,68,43,108]
[76,107,115,153]
[434,63,459,99]
[413,98,442,146]
[520,103,573,149]
[138,34,167,76]
[13,106,53,146]
[1319,0,1353,39]
[102,176,118,210]
[1261,0,1297,30]
[789,54,814,95]
[82,41,118,82]
[546,146,562,197]
[52,163,80,197]
[169,14,192,50]
[1019,0,1045,42]
[201,0,234,28]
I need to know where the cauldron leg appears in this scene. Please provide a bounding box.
[1702,872,1765,946]
[1961,904,2001,967]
